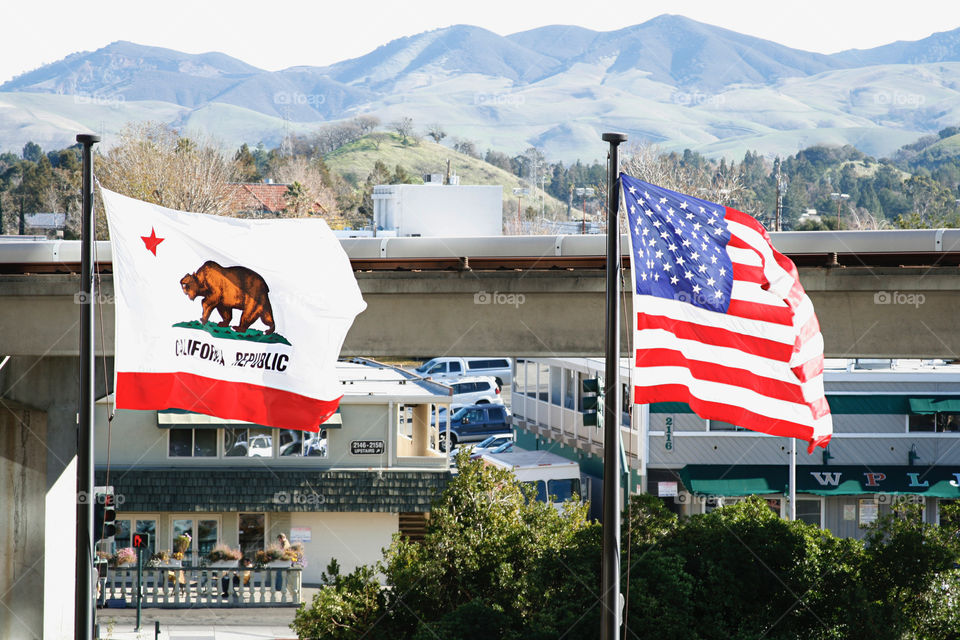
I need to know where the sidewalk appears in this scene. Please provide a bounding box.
[96,604,302,640]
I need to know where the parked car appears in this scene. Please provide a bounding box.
[470,440,513,460]
[414,357,513,388]
[449,376,502,409]
[437,403,512,451]
[450,433,514,459]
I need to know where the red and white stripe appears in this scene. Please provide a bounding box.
[631,207,833,452]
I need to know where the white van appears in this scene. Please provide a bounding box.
[414,357,513,388]
[481,448,581,508]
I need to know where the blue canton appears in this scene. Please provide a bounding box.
[621,173,734,313]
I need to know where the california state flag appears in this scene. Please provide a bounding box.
[103,187,366,431]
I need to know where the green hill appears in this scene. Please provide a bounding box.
[324,133,574,220]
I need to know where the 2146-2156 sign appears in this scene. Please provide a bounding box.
[351,440,385,455]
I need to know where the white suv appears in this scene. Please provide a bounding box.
[449,376,502,409]
[414,357,512,388]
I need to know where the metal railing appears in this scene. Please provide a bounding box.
[99,565,302,608]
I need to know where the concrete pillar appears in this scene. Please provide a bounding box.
[1,356,110,639]
[411,405,430,456]
[0,402,46,640]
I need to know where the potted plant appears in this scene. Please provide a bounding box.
[206,543,242,568]
[283,542,304,565]
[256,544,289,568]
[113,547,136,567]
[147,550,170,568]
[170,533,191,567]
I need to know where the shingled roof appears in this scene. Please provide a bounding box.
[226,183,291,215]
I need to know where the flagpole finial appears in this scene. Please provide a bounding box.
[601,132,628,144]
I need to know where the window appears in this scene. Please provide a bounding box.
[279,429,328,457]
[489,408,505,421]
[168,428,217,457]
[909,412,960,432]
[523,481,548,503]
[547,478,581,503]
[449,362,462,373]
[172,517,219,565]
[224,427,274,457]
[563,370,576,410]
[459,408,484,423]
[468,359,508,370]
[796,499,822,527]
[113,518,157,555]
[238,513,265,559]
[708,420,747,432]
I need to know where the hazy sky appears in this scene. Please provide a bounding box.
[3,0,960,84]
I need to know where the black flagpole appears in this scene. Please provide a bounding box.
[600,132,627,640]
[76,133,100,640]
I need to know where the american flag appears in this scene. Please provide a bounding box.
[622,173,832,452]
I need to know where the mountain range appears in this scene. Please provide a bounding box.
[2,14,960,161]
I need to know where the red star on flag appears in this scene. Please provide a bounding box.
[141,228,164,256]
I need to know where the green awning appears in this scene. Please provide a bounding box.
[679,465,960,498]
[679,465,787,496]
[908,398,960,415]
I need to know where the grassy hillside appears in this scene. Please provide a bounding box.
[325,133,574,219]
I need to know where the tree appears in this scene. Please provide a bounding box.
[292,453,592,639]
[233,144,260,182]
[390,117,415,144]
[22,141,43,163]
[425,124,446,144]
[452,138,480,158]
[272,156,338,219]
[96,122,237,232]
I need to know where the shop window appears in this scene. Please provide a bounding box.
[224,427,274,457]
[168,428,217,457]
[278,428,328,457]
[172,517,218,565]
[909,413,960,432]
[238,513,265,559]
[796,499,822,528]
[113,518,157,554]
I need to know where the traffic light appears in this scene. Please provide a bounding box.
[94,491,116,544]
[582,375,604,427]
[132,532,150,550]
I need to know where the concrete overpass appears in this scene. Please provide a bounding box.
[1,230,960,358]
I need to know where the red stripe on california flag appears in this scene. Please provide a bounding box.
[635,383,831,454]
[638,313,793,361]
[634,347,826,409]
[116,371,337,431]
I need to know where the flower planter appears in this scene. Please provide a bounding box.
[266,560,291,568]
[208,560,239,568]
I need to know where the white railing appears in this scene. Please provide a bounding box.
[99,565,302,607]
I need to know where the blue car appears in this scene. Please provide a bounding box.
[437,404,511,451]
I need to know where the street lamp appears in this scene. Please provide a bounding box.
[575,187,595,233]
[830,192,849,230]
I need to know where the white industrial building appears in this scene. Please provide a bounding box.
[372,179,503,237]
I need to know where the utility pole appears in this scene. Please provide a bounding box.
[600,132,627,640]
[75,132,100,640]
[830,192,849,230]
